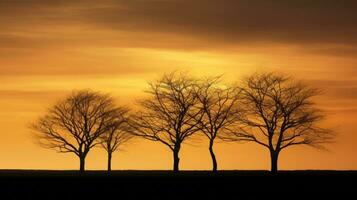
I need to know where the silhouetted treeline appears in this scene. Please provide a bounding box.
[31,71,334,173]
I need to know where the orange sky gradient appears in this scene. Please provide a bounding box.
[1,0,357,170]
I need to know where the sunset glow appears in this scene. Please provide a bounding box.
[1,0,357,171]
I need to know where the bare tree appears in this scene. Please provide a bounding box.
[31,90,119,172]
[223,72,334,173]
[131,72,203,172]
[196,77,240,172]
[99,107,134,172]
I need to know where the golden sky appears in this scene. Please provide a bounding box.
[1,0,357,170]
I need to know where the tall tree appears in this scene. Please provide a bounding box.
[131,72,203,172]
[196,77,240,172]
[31,90,119,172]
[99,107,134,172]
[223,72,334,173]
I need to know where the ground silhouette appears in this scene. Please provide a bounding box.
[0,170,355,198]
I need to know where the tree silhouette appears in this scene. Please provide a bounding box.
[223,72,334,173]
[31,90,119,172]
[131,72,203,172]
[196,77,240,172]
[99,107,134,172]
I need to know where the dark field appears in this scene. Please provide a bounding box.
[0,170,356,198]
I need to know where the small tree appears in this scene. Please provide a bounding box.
[131,72,203,172]
[99,107,134,172]
[224,72,334,173]
[196,77,240,172]
[31,90,118,172]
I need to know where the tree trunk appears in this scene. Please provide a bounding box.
[270,150,279,174]
[209,139,217,172]
[107,152,112,172]
[79,155,85,173]
[173,148,180,172]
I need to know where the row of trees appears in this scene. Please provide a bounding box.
[31,72,334,173]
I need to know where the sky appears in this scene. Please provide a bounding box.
[1,0,357,170]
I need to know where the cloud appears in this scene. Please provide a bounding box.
[1,0,357,49]
[0,89,66,100]
[333,87,357,99]
[304,79,357,108]
[299,45,357,57]
[1,0,357,77]
[78,0,357,45]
